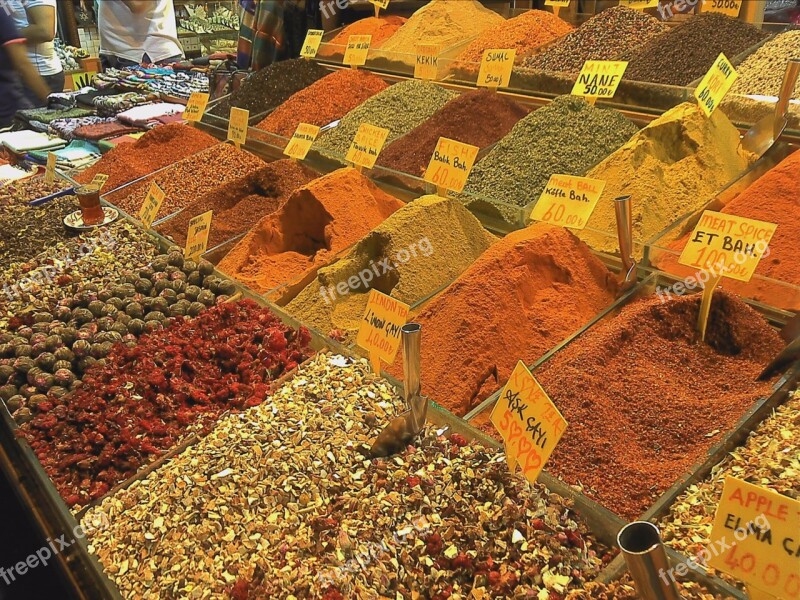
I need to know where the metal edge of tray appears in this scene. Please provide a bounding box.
[201,92,270,128]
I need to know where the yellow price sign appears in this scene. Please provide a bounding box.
[572,60,628,100]
[529,174,605,230]
[227,107,249,147]
[695,53,738,117]
[139,182,166,229]
[356,289,410,374]
[343,34,371,67]
[490,361,567,482]
[618,0,658,8]
[300,29,324,58]
[423,137,480,194]
[369,0,390,8]
[90,173,109,190]
[707,477,800,600]
[284,123,320,160]
[477,49,516,89]
[182,92,209,122]
[545,0,571,5]
[44,152,57,184]
[415,43,440,81]
[185,210,213,260]
[678,210,777,283]
[701,0,743,17]
[346,123,389,170]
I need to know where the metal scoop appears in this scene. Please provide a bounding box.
[614,195,638,295]
[741,59,800,158]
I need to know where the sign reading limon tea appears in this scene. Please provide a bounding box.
[45,152,57,183]
[300,29,324,58]
[415,43,440,81]
[678,211,777,282]
[490,361,567,483]
[227,107,249,147]
[477,49,516,89]
[284,123,320,160]
[346,123,389,170]
[572,60,628,100]
[529,174,605,230]
[357,289,410,374]
[182,92,209,122]
[90,173,109,189]
[617,0,658,8]
[139,182,166,229]
[185,210,213,260]
[701,0,743,17]
[707,477,800,600]
[423,137,479,194]
[695,53,738,117]
[344,35,371,67]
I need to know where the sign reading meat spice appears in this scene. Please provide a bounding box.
[572,60,628,101]
[138,182,166,229]
[707,477,800,599]
[424,137,479,194]
[414,43,440,80]
[227,107,249,148]
[695,53,739,117]
[678,210,777,282]
[477,49,516,89]
[185,210,213,260]
[529,174,605,230]
[346,123,389,170]
[90,173,109,189]
[300,29,324,58]
[344,34,371,67]
[491,361,566,483]
[182,92,209,122]
[701,0,743,17]
[618,0,658,8]
[45,152,56,183]
[284,123,320,160]
[357,289,409,373]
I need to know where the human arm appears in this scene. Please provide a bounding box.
[19,4,56,44]
[6,42,50,101]
[120,0,152,15]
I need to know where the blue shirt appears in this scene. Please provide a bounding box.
[0,10,27,126]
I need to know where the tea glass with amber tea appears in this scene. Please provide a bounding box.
[75,184,104,226]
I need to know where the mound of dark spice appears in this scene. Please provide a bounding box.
[0,195,80,268]
[156,160,319,248]
[209,58,329,118]
[21,299,313,508]
[534,290,783,520]
[376,89,529,177]
[622,13,768,86]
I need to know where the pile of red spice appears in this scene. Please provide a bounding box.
[157,159,319,249]
[533,290,783,520]
[654,150,800,311]
[319,16,407,55]
[256,70,389,138]
[22,299,313,507]
[376,89,528,177]
[74,124,219,191]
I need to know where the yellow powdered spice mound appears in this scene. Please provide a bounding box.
[578,103,754,255]
[217,167,404,294]
[321,16,407,53]
[286,195,496,339]
[457,9,573,64]
[380,0,504,55]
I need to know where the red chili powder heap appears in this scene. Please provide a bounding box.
[157,159,319,249]
[376,89,529,177]
[533,290,783,520]
[654,150,800,311]
[74,123,219,191]
[22,299,314,507]
[217,167,404,295]
[256,70,389,138]
[392,224,616,417]
[320,15,407,54]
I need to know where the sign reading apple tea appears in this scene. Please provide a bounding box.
[477,49,516,89]
[357,289,410,373]
[529,174,605,230]
[572,61,628,100]
[423,137,480,194]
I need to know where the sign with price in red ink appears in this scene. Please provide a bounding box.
[423,137,479,194]
[707,477,800,600]
[490,361,567,482]
[529,174,605,230]
[694,53,738,117]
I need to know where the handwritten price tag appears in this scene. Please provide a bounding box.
[346,123,389,170]
[284,123,320,160]
[618,0,658,8]
[369,0,390,8]
[572,61,628,100]
[678,211,777,283]
[415,43,440,81]
[185,210,213,260]
[490,361,567,481]
[357,289,409,374]
[529,174,605,230]
[183,92,209,122]
[138,182,166,229]
[701,0,743,17]
[477,49,516,89]
[344,34,371,67]
[695,53,738,117]
[545,0,571,6]
[423,137,479,194]
[300,29,324,58]
[45,153,56,183]
[707,477,800,600]
[90,173,109,190]
[228,107,249,147]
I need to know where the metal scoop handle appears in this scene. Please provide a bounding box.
[774,59,800,136]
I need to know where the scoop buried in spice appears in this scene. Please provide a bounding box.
[370,323,427,457]
[614,194,638,295]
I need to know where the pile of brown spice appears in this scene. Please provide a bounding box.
[319,15,406,55]
[156,159,319,249]
[74,124,219,191]
[532,290,783,520]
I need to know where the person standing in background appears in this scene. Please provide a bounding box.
[0,10,50,127]
[98,0,184,69]
[6,0,64,104]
